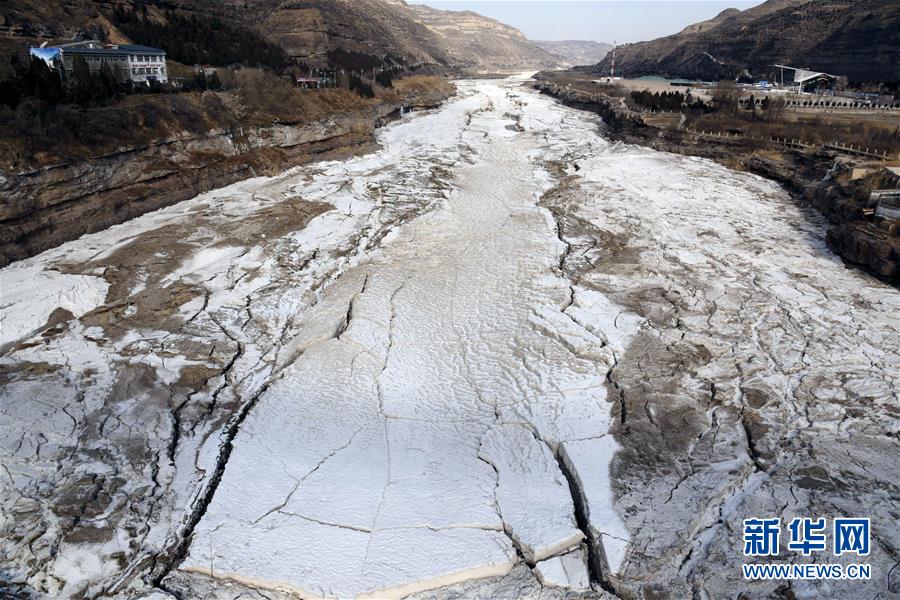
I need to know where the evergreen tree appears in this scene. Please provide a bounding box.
[28,57,64,104]
[98,62,120,101]
[69,56,95,105]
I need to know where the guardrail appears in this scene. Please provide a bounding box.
[684,129,898,160]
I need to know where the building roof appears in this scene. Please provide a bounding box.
[794,71,836,83]
[772,65,836,84]
[60,44,165,56]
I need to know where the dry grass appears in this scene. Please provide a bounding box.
[686,110,900,154]
[220,69,370,125]
[0,69,454,170]
[392,75,456,99]
[0,92,232,171]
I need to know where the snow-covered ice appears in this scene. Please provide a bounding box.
[1,75,897,600]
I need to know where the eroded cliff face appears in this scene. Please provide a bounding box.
[0,85,454,267]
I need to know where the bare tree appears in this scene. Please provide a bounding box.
[712,80,740,115]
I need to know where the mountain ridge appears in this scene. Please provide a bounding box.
[590,0,900,84]
[0,0,559,71]
[405,2,560,69]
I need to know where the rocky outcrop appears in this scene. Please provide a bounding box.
[0,86,453,266]
[250,0,454,67]
[827,221,899,278]
[257,0,561,70]
[807,171,900,278]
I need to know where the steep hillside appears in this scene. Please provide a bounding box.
[591,0,900,84]
[240,0,454,68]
[404,3,560,69]
[0,0,558,71]
[0,0,450,69]
[0,0,290,58]
[533,40,613,68]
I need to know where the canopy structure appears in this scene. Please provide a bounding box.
[773,64,838,91]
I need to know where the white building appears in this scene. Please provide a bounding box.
[873,190,900,220]
[33,40,168,85]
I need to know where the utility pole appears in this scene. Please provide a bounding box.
[611,41,616,78]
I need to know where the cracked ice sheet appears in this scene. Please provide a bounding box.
[1,73,501,596]
[0,81,476,352]
[183,80,636,597]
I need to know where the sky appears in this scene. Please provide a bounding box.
[408,1,765,44]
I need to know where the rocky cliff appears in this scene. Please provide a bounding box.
[591,0,900,84]
[404,4,560,69]
[0,80,454,266]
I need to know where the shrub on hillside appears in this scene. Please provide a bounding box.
[349,75,375,99]
[375,70,394,88]
[0,55,128,109]
[0,56,64,108]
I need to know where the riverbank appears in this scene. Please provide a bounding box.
[531,74,900,283]
[0,75,455,267]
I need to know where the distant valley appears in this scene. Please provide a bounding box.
[533,40,613,68]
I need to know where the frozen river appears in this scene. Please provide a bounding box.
[2,77,898,599]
